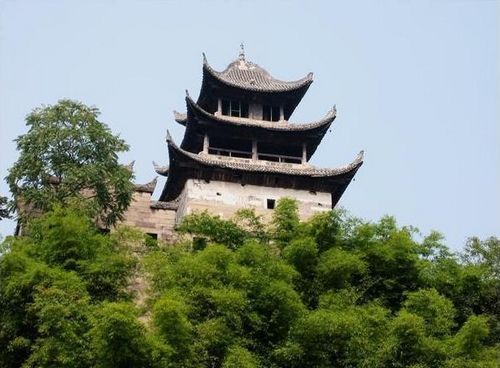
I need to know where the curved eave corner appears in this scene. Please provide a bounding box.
[173,110,187,126]
[134,177,158,193]
[167,131,364,178]
[159,132,364,202]
[184,95,337,133]
[201,53,314,93]
[153,161,169,176]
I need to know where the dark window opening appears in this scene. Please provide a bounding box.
[216,192,221,196]
[222,100,248,118]
[209,136,252,159]
[257,142,302,164]
[310,191,317,195]
[147,233,158,240]
[267,199,276,209]
[263,105,280,122]
[259,154,280,162]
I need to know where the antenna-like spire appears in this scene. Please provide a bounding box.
[239,42,245,61]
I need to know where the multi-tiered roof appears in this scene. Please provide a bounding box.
[156,48,363,206]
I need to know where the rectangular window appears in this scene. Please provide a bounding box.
[262,105,280,122]
[221,100,248,118]
[267,199,276,209]
[257,142,302,164]
[147,233,158,240]
[208,136,252,158]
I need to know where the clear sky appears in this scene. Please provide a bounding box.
[0,0,498,250]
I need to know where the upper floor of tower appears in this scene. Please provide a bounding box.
[197,46,313,122]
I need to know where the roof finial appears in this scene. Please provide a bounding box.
[239,42,245,61]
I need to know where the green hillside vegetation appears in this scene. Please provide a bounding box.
[1,200,498,367]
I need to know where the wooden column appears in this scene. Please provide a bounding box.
[302,143,307,164]
[252,140,258,160]
[279,106,284,121]
[203,134,209,154]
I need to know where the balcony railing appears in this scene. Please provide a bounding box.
[258,153,302,164]
[208,147,302,164]
[208,147,252,159]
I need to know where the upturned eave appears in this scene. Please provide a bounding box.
[158,133,363,203]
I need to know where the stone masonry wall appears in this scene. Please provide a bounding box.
[177,179,331,222]
[120,191,176,241]
[120,180,332,241]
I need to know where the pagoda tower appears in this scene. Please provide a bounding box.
[155,47,363,222]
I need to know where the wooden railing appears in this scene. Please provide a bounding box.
[258,153,302,164]
[208,147,252,159]
[208,146,302,164]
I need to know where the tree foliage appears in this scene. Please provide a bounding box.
[0,198,498,367]
[0,195,11,221]
[7,99,134,226]
[0,206,136,367]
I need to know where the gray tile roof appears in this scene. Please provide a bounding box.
[134,177,157,193]
[203,53,313,93]
[149,200,178,210]
[176,96,337,132]
[166,131,363,178]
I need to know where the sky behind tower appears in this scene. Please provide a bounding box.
[0,0,498,250]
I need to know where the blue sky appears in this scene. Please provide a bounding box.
[0,0,498,250]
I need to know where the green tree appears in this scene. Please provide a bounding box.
[403,288,456,336]
[2,196,499,367]
[382,311,431,367]
[90,302,152,368]
[316,247,367,290]
[0,195,11,220]
[0,253,92,368]
[7,99,133,227]
[271,198,300,247]
[222,346,260,368]
[153,293,193,362]
[283,237,319,304]
[462,236,500,279]
[23,275,92,368]
[0,206,137,368]
[26,206,135,301]
[177,211,249,250]
[453,315,490,358]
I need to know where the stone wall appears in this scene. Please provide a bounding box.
[120,179,331,241]
[176,179,331,221]
[120,191,176,241]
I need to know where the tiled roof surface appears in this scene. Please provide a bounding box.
[150,200,178,210]
[166,131,363,178]
[134,177,157,193]
[203,53,313,93]
[178,96,336,132]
